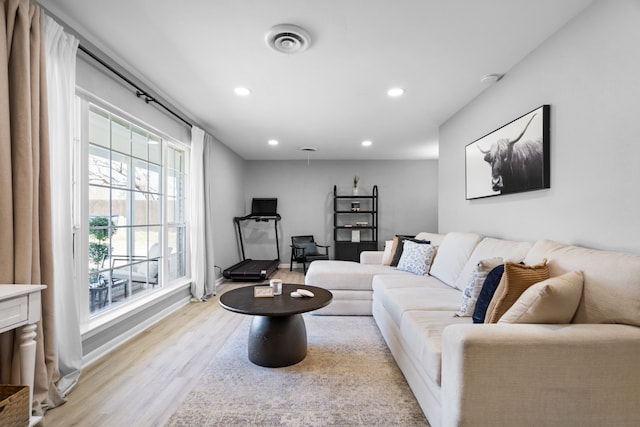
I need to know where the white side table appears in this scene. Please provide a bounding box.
[0,284,47,427]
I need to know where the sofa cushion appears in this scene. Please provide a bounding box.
[146,243,160,280]
[499,271,584,324]
[294,242,319,255]
[397,241,435,275]
[524,239,640,327]
[401,311,472,385]
[454,237,532,292]
[372,273,452,293]
[376,287,462,326]
[456,257,503,317]
[305,260,413,291]
[429,232,483,288]
[414,232,446,247]
[472,264,505,323]
[485,260,549,323]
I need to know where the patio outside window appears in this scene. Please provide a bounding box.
[83,102,187,315]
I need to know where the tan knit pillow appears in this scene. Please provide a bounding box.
[485,259,549,323]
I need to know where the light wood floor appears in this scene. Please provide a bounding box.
[42,269,305,427]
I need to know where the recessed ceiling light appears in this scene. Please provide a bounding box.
[362,140,372,147]
[387,87,404,97]
[234,87,251,96]
[268,139,279,146]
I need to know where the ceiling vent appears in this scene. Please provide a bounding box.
[265,24,311,54]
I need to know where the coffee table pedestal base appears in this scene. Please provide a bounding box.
[248,314,307,367]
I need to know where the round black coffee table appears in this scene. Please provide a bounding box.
[219,284,332,367]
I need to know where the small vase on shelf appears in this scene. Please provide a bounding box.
[352,175,360,196]
[352,186,358,196]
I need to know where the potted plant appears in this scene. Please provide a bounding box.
[88,216,117,286]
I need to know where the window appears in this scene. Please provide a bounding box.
[166,146,187,281]
[79,100,188,316]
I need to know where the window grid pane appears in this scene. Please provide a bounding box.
[87,104,183,316]
[167,145,186,281]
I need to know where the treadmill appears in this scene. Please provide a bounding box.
[223,198,282,281]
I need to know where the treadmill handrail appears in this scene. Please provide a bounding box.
[234,213,281,222]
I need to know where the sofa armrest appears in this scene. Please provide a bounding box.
[441,324,640,427]
[360,251,384,264]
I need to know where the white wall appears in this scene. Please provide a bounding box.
[240,160,438,262]
[206,136,247,279]
[438,0,640,254]
[76,55,191,143]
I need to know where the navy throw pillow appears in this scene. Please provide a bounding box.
[472,264,505,323]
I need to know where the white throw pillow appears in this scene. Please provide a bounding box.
[381,240,394,265]
[498,271,584,324]
[396,241,435,276]
[456,257,503,317]
[429,232,483,288]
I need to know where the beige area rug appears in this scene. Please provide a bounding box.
[166,314,429,426]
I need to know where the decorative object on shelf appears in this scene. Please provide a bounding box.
[351,201,360,212]
[356,221,369,227]
[351,230,361,242]
[465,104,550,200]
[352,175,360,195]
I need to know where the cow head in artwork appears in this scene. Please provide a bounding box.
[477,114,542,193]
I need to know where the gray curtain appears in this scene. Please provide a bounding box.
[190,126,217,300]
[203,132,217,296]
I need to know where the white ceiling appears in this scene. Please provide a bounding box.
[42,0,593,160]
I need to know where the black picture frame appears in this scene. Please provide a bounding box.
[465,105,550,200]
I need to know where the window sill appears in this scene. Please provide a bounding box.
[81,277,192,338]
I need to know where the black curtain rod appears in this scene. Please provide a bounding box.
[78,44,193,128]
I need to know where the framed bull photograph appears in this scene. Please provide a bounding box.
[465,105,550,200]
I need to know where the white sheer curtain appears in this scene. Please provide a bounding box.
[203,132,217,295]
[43,14,82,396]
[190,126,208,299]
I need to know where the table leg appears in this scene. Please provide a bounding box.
[248,314,307,367]
[19,323,37,418]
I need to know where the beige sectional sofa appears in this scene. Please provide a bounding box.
[304,231,640,427]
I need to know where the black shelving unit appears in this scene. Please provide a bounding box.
[333,185,378,261]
